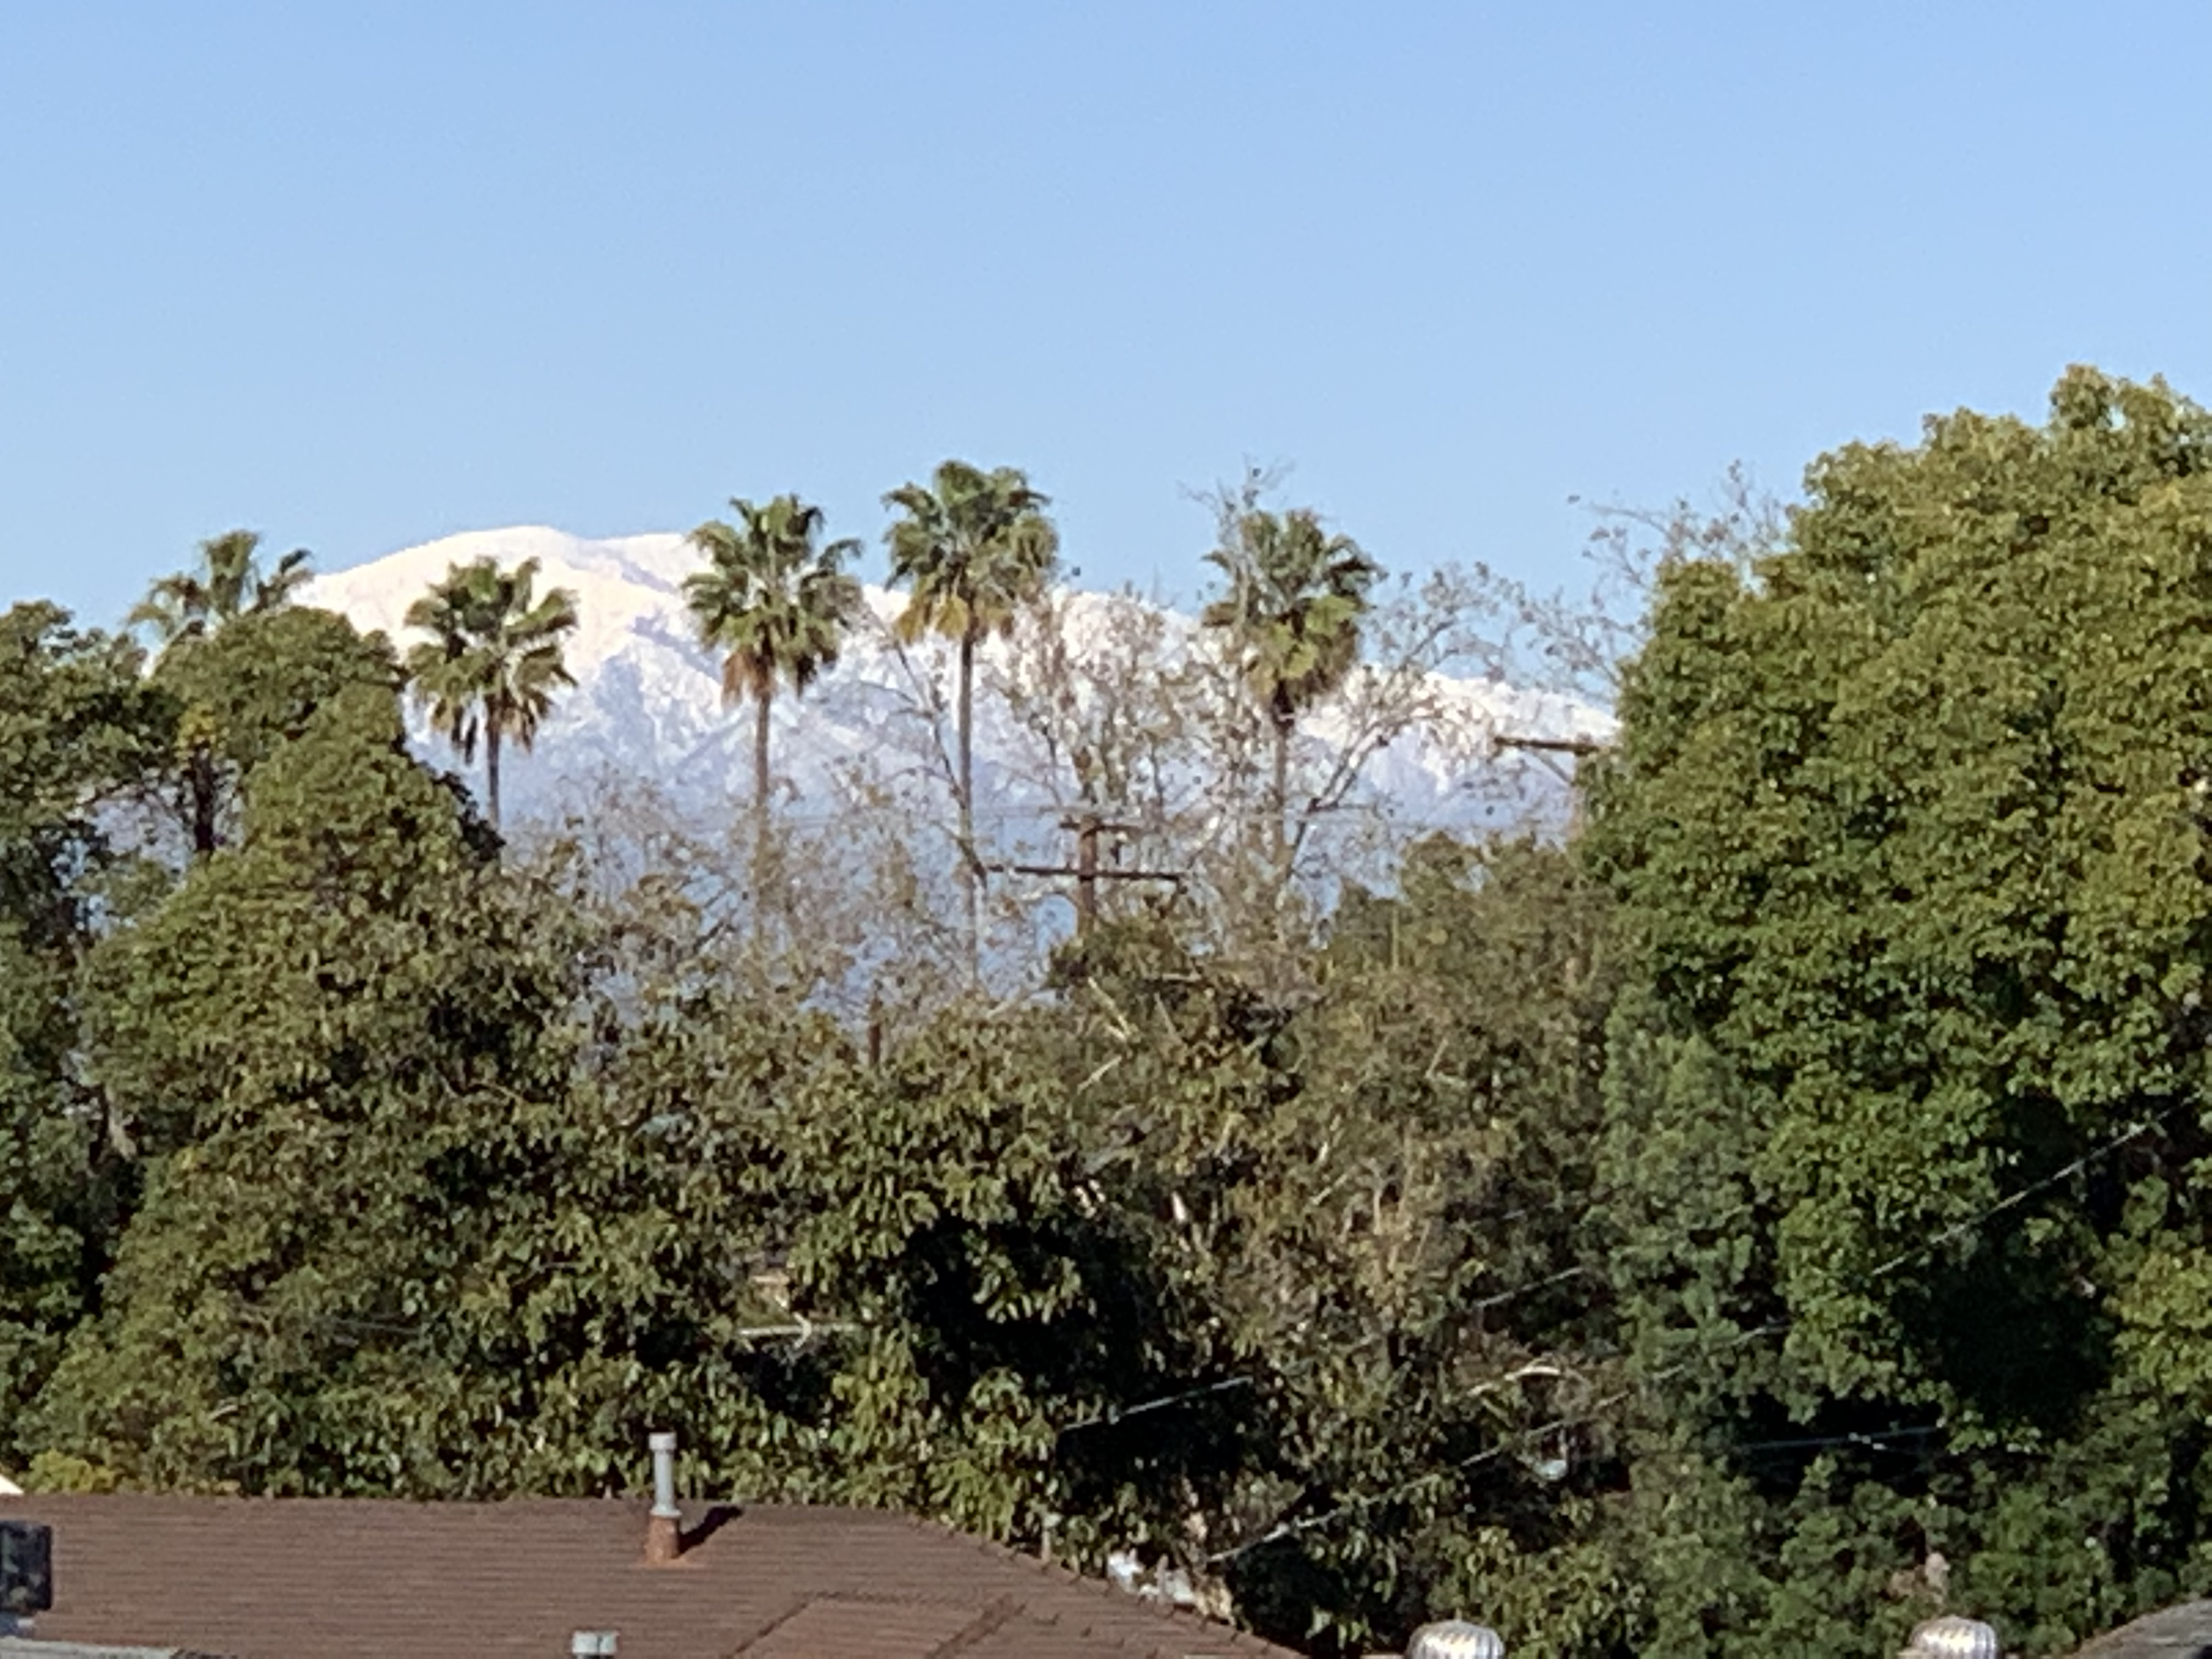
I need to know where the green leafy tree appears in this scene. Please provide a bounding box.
[403,556,580,830]
[0,604,167,1466]
[1585,366,2212,1656]
[885,460,1059,958]
[127,529,312,647]
[36,681,847,1495]
[145,606,401,862]
[776,836,1617,1651]
[683,495,863,854]
[1205,838,1619,1651]
[1201,506,1380,871]
[34,741,1623,1658]
[129,530,314,855]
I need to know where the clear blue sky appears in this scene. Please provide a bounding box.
[5,3,2209,625]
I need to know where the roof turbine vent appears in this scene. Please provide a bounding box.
[1408,1620,1504,1659]
[1907,1617,2000,1659]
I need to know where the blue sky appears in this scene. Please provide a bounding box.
[5,3,2209,626]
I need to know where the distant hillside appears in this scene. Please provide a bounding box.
[303,525,1611,840]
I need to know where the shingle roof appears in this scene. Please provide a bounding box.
[0,1640,232,1658]
[2070,1601,2212,1659]
[1,1495,1298,1659]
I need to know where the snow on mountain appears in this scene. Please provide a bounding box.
[303,526,1612,838]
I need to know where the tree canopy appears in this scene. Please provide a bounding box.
[886,462,1059,850]
[0,603,167,1466]
[684,494,864,853]
[18,377,2212,1658]
[1586,367,2212,1656]
[128,529,311,647]
[1202,504,1381,873]
[403,555,580,830]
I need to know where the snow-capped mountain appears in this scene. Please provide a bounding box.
[304,526,1611,839]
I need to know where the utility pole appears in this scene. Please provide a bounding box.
[1491,734,1605,759]
[1073,813,1099,929]
[1492,733,1607,835]
[983,812,1183,934]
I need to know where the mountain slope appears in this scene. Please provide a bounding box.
[303,526,1611,835]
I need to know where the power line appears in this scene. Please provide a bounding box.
[1737,1425,1940,1455]
[1056,1250,1607,1441]
[983,814,1187,933]
[1469,1263,1592,1312]
[1060,1376,1255,1436]
[687,1107,2140,1464]
[1203,1104,2179,1565]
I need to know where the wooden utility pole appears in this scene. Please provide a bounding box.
[1493,733,1608,835]
[983,813,1183,933]
[1073,814,1100,929]
[1491,734,1606,759]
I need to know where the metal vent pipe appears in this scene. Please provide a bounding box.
[648,1432,679,1519]
[643,1431,682,1566]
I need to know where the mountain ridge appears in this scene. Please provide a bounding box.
[302,525,1612,836]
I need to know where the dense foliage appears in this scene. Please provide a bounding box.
[10,381,2212,1657]
[1584,368,2212,1656]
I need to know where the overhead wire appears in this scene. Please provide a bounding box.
[1201,1102,2184,1564]
[1735,1425,1941,1455]
[1043,1098,2164,1459]
[1058,1250,1611,1440]
[1060,1376,1256,1436]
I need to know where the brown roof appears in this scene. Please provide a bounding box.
[0,1643,234,1658]
[2,1496,1299,1659]
[2070,1601,2212,1659]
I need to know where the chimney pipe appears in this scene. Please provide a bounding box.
[644,1431,682,1565]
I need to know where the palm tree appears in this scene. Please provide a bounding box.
[1200,506,1380,871]
[884,460,1059,872]
[682,494,862,855]
[403,556,580,831]
[129,529,313,647]
[131,529,314,856]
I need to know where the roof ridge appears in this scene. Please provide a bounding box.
[719,1591,812,1658]
[903,1513,1296,1657]
[871,1513,1291,1654]
[921,1593,1023,1659]
[5,1491,1304,1659]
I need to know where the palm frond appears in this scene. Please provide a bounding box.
[882,460,1059,645]
[132,529,312,648]
[1201,506,1381,721]
[683,493,862,710]
[402,555,582,774]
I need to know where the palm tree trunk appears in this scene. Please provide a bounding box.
[188,745,219,859]
[753,689,774,897]
[958,630,979,981]
[486,725,503,832]
[1270,708,1293,878]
